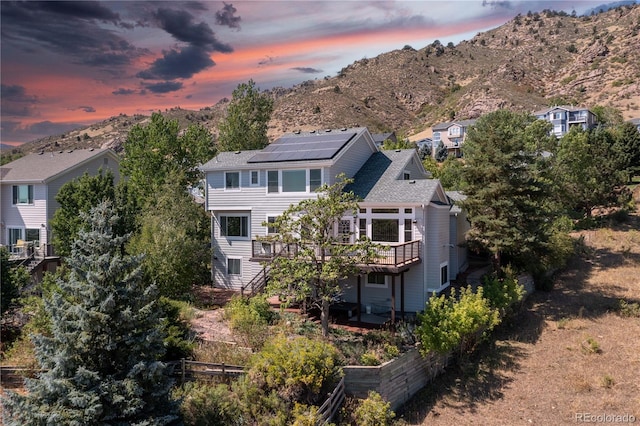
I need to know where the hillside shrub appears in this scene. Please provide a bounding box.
[225,294,276,349]
[175,381,242,426]
[416,286,500,356]
[352,391,396,426]
[482,266,525,314]
[248,334,342,404]
[158,297,196,361]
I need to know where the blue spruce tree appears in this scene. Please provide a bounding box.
[2,202,180,425]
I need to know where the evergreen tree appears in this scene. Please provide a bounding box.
[2,202,179,425]
[217,79,273,152]
[461,110,557,271]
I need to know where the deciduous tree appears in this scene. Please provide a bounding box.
[217,80,273,152]
[262,176,379,337]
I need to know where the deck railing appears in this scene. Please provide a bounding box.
[251,239,421,268]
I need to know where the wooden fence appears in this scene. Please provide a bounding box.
[316,376,345,425]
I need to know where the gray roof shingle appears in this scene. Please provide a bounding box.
[1,149,117,183]
[347,150,440,204]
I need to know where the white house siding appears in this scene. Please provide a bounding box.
[0,183,48,246]
[46,154,120,223]
[424,204,451,294]
[207,169,326,290]
[326,134,377,184]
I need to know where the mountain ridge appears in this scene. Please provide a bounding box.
[7,4,640,155]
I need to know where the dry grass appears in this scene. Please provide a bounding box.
[398,206,640,425]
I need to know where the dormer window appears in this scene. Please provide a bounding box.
[403,171,410,180]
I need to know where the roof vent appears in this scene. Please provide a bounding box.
[294,130,301,134]
[409,180,416,184]
[59,150,63,154]
[67,150,73,153]
[325,129,331,132]
[310,130,316,134]
[235,151,241,154]
[341,128,347,131]
[395,149,401,152]
[38,151,44,155]
[89,148,94,151]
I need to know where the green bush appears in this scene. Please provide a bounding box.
[175,381,243,426]
[249,334,342,404]
[416,286,500,356]
[225,295,276,349]
[482,266,525,314]
[159,297,196,361]
[360,350,381,366]
[353,391,395,426]
[291,403,322,426]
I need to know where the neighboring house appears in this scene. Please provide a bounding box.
[533,106,597,137]
[0,148,120,274]
[201,127,468,323]
[371,132,397,149]
[629,118,640,132]
[431,119,476,157]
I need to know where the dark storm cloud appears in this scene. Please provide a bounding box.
[1,120,85,144]
[71,106,96,113]
[154,8,233,51]
[143,81,184,94]
[216,2,241,29]
[0,1,145,68]
[1,84,38,117]
[112,88,136,96]
[136,6,234,84]
[137,46,215,80]
[482,0,512,8]
[291,67,323,74]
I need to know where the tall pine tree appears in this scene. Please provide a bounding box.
[2,202,179,425]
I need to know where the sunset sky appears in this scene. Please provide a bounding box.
[1,0,611,146]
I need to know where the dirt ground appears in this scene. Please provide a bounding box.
[398,208,640,425]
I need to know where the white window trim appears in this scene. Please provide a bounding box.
[219,214,250,240]
[224,171,241,191]
[226,257,242,277]
[250,170,260,186]
[266,168,323,194]
[440,261,449,287]
[365,273,388,289]
[265,214,279,235]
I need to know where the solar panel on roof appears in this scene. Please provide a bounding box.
[247,131,357,163]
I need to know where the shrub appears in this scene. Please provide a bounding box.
[159,297,196,360]
[225,295,276,349]
[175,381,242,426]
[360,350,381,366]
[353,391,395,426]
[482,265,525,314]
[291,403,322,426]
[416,286,500,356]
[248,334,342,404]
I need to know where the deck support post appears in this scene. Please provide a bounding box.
[391,275,396,324]
[357,274,362,322]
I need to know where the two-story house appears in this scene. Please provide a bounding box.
[629,118,640,132]
[0,148,120,273]
[431,119,476,158]
[201,127,468,323]
[534,106,597,137]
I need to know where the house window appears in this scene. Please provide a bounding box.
[267,170,279,193]
[282,170,306,192]
[225,172,240,190]
[403,171,410,180]
[553,112,562,120]
[227,258,241,276]
[404,208,412,214]
[310,169,321,192]
[404,219,413,242]
[26,229,40,246]
[8,228,22,249]
[266,216,278,234]
[366,273,387,288]
[359,218,367,240]
[338,220,351,243]
[250,170,259,186]
[220,215,249,238]
[372,219,399,242]
[448,126,461,137]
[371,208,399,214]
[12,185,33,205]
[432,132,441,142]
[554,124,564,134]
[441,264,449,286]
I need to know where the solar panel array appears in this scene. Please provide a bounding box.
[247,131,357,163]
